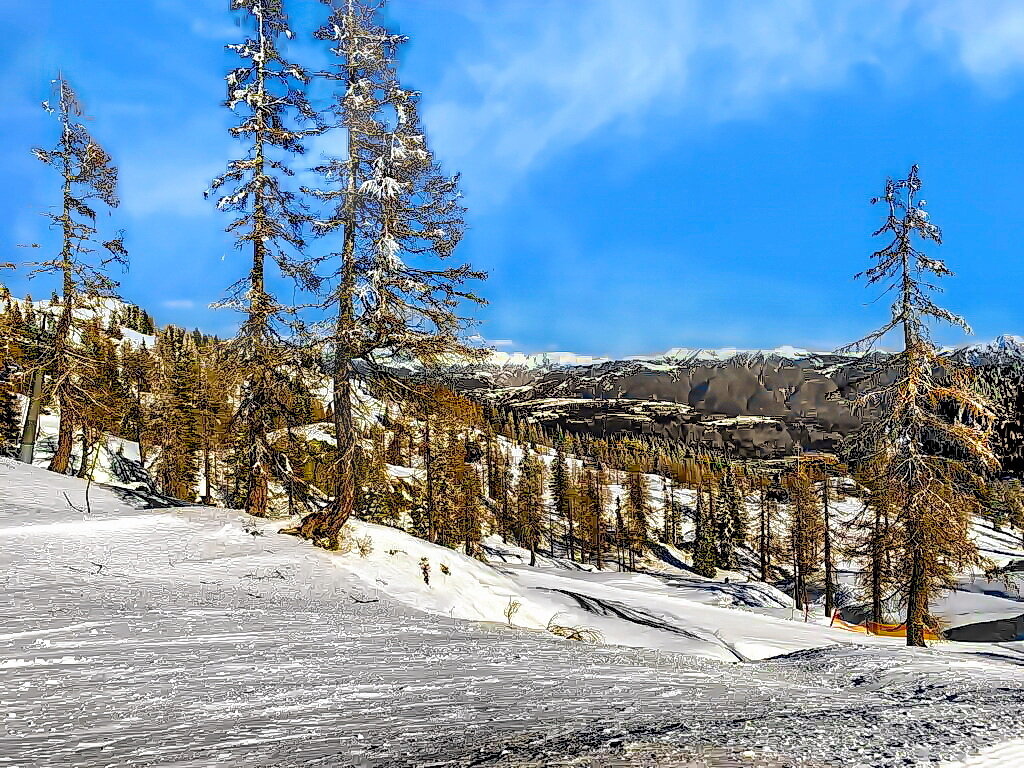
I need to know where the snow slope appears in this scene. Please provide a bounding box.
[3,460,1024,767]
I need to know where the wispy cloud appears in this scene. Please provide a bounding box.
[922,1,1024,84]
[422,0,1024,202]
[161,299,196,310]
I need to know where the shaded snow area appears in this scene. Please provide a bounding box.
[3,462,1024,767]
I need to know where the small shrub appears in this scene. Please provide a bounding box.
[419,557,431,585]
[354,535,373,558]
[439,563,451,576]
[503,597,522,627]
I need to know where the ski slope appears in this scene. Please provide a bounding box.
[2,460,1024,767]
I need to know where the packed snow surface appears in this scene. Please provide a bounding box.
[3,460,1024,767]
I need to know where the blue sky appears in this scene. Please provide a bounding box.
[5,1,1024,356]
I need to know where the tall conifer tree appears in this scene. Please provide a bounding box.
[294,0,485,548]
[209,0,319,516]
[515,450,545,566]
[692,478,718,578]
[26,76,126,473]
[842,165,997,645]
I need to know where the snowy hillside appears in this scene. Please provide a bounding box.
[4,459,1024,767]
[0,292,157,350]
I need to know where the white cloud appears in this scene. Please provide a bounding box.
[922,1,1024,83]
[489,339,516,348]
[419,0,1024,201]
[161,299,196,310]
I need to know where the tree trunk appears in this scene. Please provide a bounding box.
[76,429,91,479]
[48,128,77,477]
[202,440,213,504]
[615,507,625,571]
[48,408,73,474]
[905,512,928,647]
[906,546,928,646]
[291,371,354,548]
[566,496,575,561]
[287,95,359,546]
[424,420,435,542]
[822,476,835,617]
[18,364,44,464]
[871,505,884,626]
[247,459,268,519]
[759,481,768,582]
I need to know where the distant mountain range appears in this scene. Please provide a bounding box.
[482,336,1024,371]
[449,336,1024,459]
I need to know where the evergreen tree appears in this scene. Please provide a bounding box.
[848,460,900,625]
[208,0,319,517]
[549,442,572,558]
[195,344,235,503]
[74,319,128,477]
[613,495,626,571]
[716,465,744,569]
[819,461,839,618]
[457,466,485,557]
[624,471,649,568]
[24,76,127,473]
[842,165,997,645]
[0,314,21,456]
[357,443,398,524]
[293,0,485,549]
[660,477,682,547]
[152,329,203,500]
[515,450,545,566]
[578,468,605,567]
[786,462,822,614]
[692,478,718,578]
[120,343,155,464]
[492,448,514,541]
[755,473,779,583]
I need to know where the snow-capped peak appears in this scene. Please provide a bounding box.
[958,334,1024,363]
[483,345,813,369]
[657,345,811,363]
[485,350,613,369]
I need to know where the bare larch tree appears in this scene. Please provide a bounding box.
[842,164,997,646]
[291,0,485,549]
[25,75,127,474]
[208,0,320,517]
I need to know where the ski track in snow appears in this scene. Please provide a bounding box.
[2,461,1024,767]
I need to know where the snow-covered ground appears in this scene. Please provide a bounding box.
[3,460,1024,767]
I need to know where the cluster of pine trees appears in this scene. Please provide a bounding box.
[0,292,240,500]
[3,0,485,554]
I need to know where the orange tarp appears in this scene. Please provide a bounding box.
[830,613,940,641]
[864,621,940,641]
[830,615,867,634]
